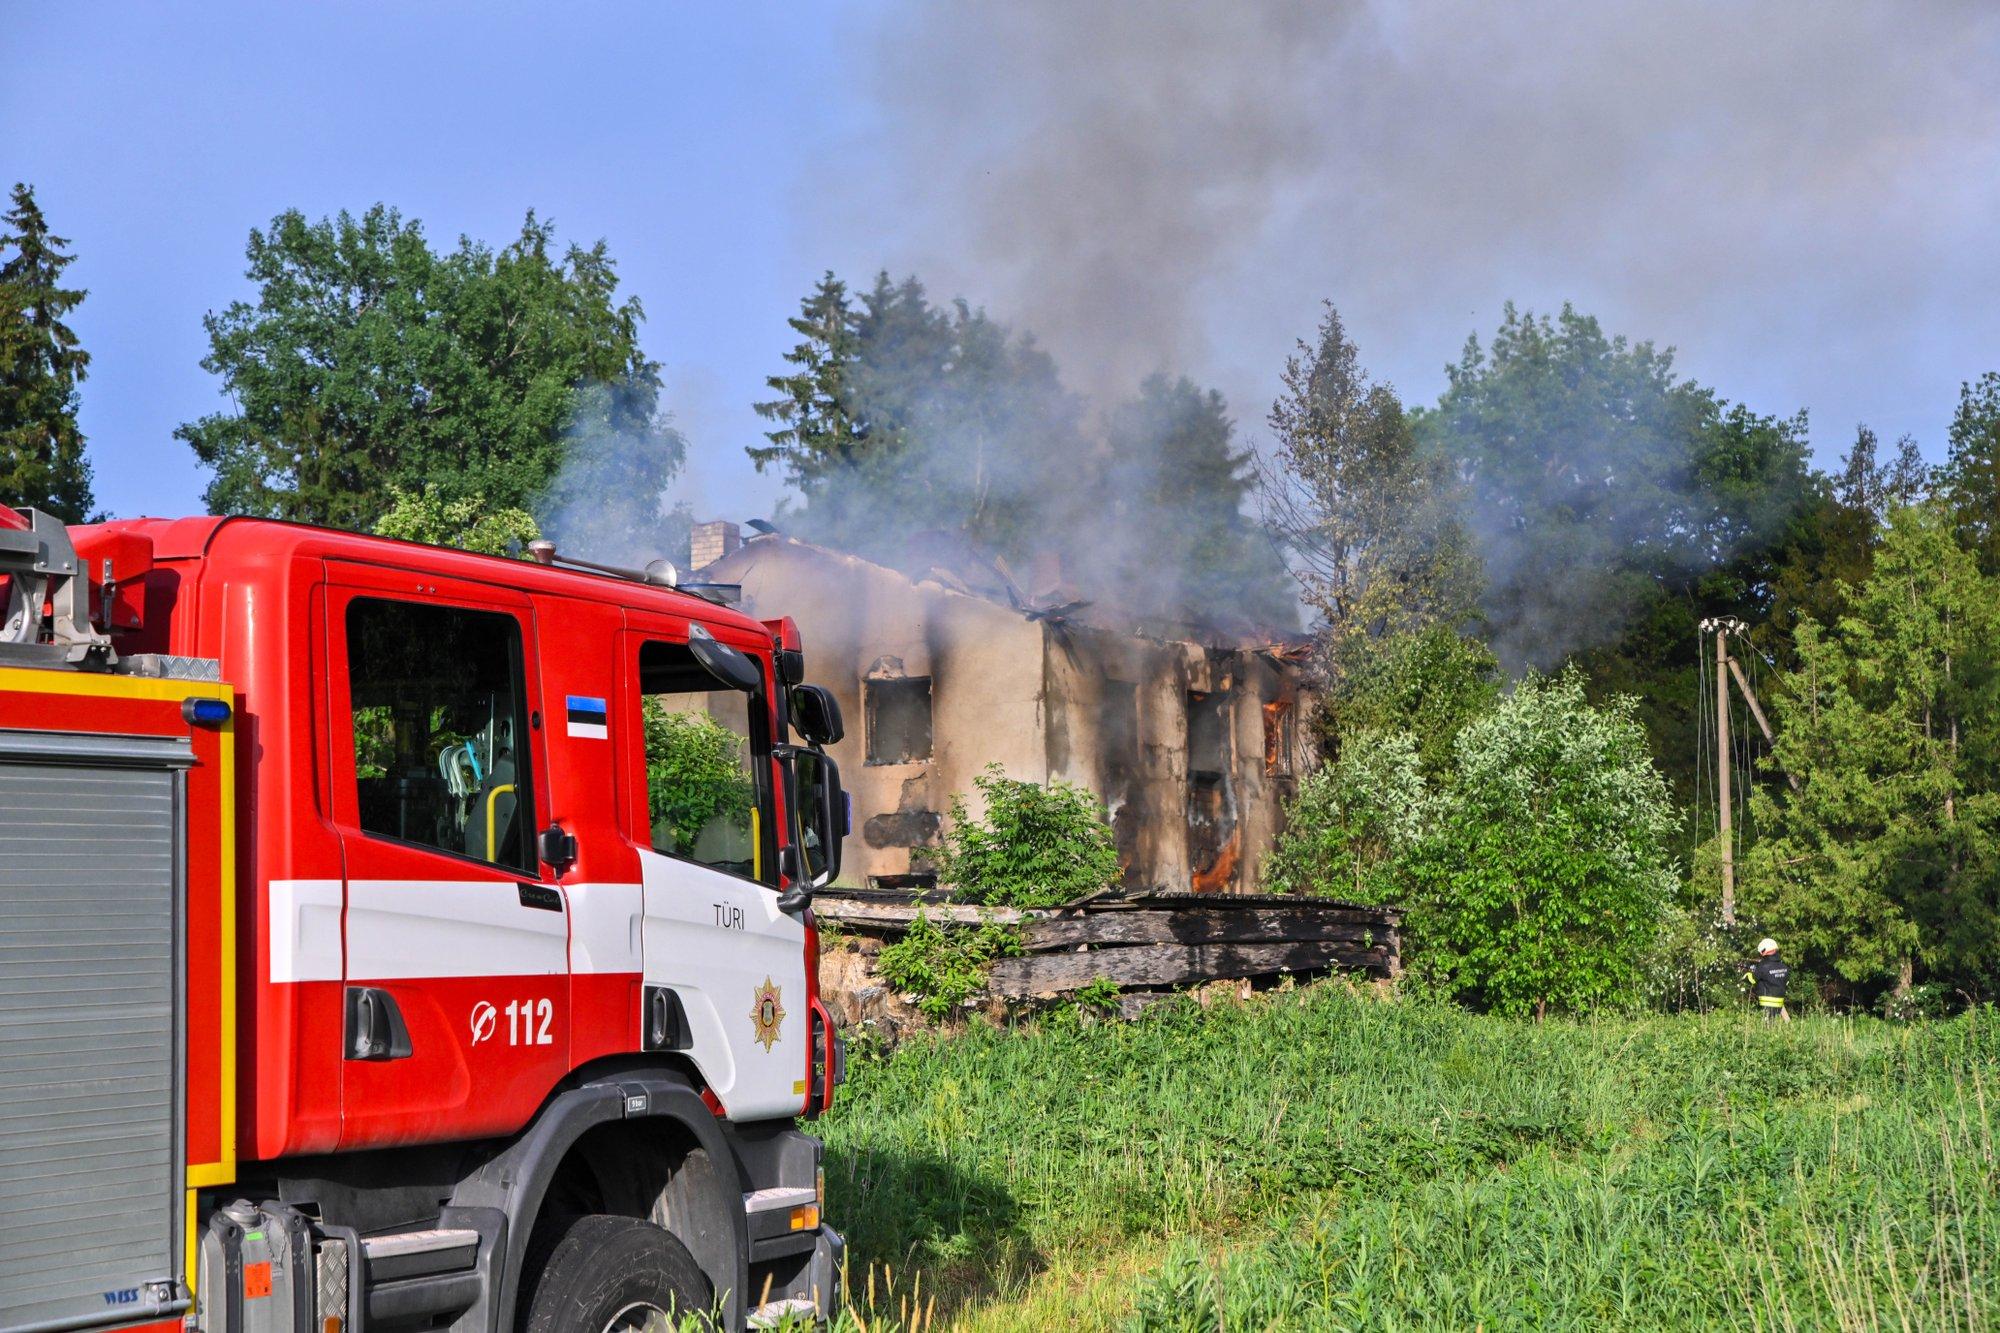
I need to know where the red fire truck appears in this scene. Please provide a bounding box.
[0,505,850,1333]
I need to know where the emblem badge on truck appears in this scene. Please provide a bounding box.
[749,978,785,1052]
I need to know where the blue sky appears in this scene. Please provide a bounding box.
[7,3,1999,524]
[5,3,866,518]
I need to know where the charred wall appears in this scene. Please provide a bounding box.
[706,537,1049,889]
[1039,624,1309,893]
[706,534,1310,894]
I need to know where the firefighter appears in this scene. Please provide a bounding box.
[1744,937,1791,1022]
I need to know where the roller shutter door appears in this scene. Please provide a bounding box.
[0,731,187,1333]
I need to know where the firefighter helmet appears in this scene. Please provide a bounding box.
[1757,937,1778,955]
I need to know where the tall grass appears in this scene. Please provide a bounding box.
[809,987,1996,1330]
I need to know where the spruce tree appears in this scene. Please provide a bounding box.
[1105,373,1296,629]
[1940,371,2000,574]
[0,183,95,521]
[752,270,1091,568]
[1745,501,2000,1001]
[750,272,863,498]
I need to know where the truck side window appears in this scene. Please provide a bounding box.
[638,638,770,884]
[347,598,536,873]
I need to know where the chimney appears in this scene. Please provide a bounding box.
[688,519,742,572]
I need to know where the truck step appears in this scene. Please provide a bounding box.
[742,1187,817,1215]
[747,1297,818,1328]
[360,1227,481,1283]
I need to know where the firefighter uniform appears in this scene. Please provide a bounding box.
[1745,951,1791,1021]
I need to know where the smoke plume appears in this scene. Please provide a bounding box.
[825,0,2000,467]
[800,0,2000,652]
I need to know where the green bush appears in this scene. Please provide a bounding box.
[643,700,753,856]
[1271,669,1678,1017]
[1264,729,1427,899]
[1323,625,1500,780]
[1641,838,1768,1013]
[937,764,1120,908]
[373,485,541,557]
[1409,669,1678,1017]
[875,910,1021,1019]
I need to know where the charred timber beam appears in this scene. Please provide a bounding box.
[814,900,1030,928]
[812,898,1399,936]
[1018,910,1390,952]
[986,940,1392,998]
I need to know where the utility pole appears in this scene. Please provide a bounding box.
[1700,617,1746,924]
[1727,654,1799,791]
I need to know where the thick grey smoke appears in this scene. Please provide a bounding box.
[825,1,2000,455]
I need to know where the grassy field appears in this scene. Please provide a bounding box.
[805,984,1997,1331]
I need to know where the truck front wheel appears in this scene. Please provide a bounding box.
[521,1214,715,1333]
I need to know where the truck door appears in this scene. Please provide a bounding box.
[622,626,809,1120]
[323,565,570,1149]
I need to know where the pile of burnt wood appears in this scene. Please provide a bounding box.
[814,886,1401,1030]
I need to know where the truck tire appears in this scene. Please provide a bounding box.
[520,1214,715,1333]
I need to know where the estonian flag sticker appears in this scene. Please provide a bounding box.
[566,695,609,740]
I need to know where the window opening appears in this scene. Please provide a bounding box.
[1263,700,1296,777]
[347,598,535,872]
[1186,690,1240,890]
[866,676,933,765]
[1102,679,1139,788]
[639,638,770,883]
[1187,689,1230,779]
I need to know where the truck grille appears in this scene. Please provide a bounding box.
[0,732,188,1333]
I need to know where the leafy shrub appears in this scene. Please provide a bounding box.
[1272,669,1678,1017]
[1408,669,1677,1017]
[1265,729,1428,899]
[1075,978,1122,1012]
[876,910,1022,1019]
[1641,900,1763,1014]
[373,485,540,557]
[1878,981,1956,1021]
[1641,838,1774,1013]
[1323,626,1500,780]
[643,699,753,855]
[937,764,1120,908]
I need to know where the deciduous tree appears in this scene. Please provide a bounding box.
[1416,303,1812,671]
[1322,625,1498,780]
[372,486,540,557]
[1407,670,1677,1018]
[1264,729,1428,900]
[180,205,680,534]
[1263,304,1478,651]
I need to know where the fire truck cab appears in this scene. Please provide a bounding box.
[0,506,850,1333]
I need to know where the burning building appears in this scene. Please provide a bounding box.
[691,520,1313,894]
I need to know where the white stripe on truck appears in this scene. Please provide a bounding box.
[271,878,646,982]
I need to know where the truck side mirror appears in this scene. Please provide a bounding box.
[790,684,844,746]
[776,745,844,910]
[687,622,763,692]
